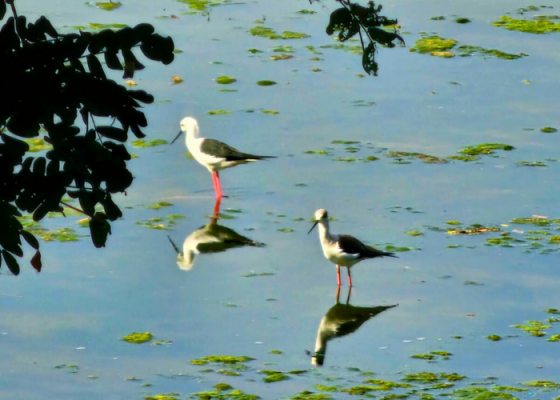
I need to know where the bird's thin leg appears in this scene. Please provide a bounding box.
[335,285,341,303]
[211,172,219,197]
[336,265,341,286]
[212,198,221,219]
[347,267,353,287]
[215,171,223,199]
[346,286,352,305]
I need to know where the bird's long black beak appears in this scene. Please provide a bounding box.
[170,130,183,145]
[308,220,319,234]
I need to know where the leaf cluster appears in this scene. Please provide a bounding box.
[0,1,174,274]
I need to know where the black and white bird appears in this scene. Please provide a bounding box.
[167,200,263,270]
[311,287,397,366]
[308,209,397,287]
[171,117,275,199]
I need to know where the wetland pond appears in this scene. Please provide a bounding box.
[2,0,560,399]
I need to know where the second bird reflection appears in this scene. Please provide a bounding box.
[311,287,398,366]
[168,199,263,271]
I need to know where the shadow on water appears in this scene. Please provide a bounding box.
[167,199,264,271]
[310,286,398,366]
[313,0,404,76]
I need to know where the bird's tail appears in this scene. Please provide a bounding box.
[383,252,398,258]
[249,155,276,160]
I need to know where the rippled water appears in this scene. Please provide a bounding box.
[2,0,560,399]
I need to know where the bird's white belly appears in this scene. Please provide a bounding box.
[323,244,360,267]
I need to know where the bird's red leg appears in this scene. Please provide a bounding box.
[336,265,341,286]
[215,171,223,199]
[335,286,341,303]
[211,172,219,197]
[213,197,221,217]
[347,267,353,287]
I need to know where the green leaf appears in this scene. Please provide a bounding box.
[2,250,20,276]
[20,230,40,250]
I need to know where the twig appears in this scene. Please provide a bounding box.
[60,201,88,216]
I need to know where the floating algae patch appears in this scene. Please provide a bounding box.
[447,387,517,399]
[512,320,551,337]
[269,350,283,354]
[448,155,480,162]
[541,127,558,133]
[190,355,255,365]
[402,372,465,383]
[387,151,448,164]
[40,228,83,242]
[458,143,514,156]
[208,110,232,115]
[273,45,294,53]
[510,217,560,227]
[132,139,168,147]
[487,335,502,341]
[122,332,153,344]
[72,22,128,30]
[522,380,559,388]
[263,372,289,383]
[270,54,293,60]
[145,202,173,210]
[546,308,560,314]
[516,161,547,167]
[457,45,526,60]
[24,138,52,152]
[87,1,122,11]
[493,16,560,34]
[177,0,241,12]
[216,76,236,84]
[257,80,277,86]
[214,383,233,391]
[249,26,309,40]
[136,216,185,230]
[455,17,471,24]
[362,379,412,389]
[412,36,456,55]
[320,43,363,54]
[407,231,423,236]
[145,394,181,400]
[290,393,332,400]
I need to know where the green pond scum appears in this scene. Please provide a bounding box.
[248,26,309,40]
[121,332,153,344]
[145,201,173,210]
[132,139,168,148]
[493,16,560,34]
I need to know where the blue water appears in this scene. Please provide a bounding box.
[2,0,560,398]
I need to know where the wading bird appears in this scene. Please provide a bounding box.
[308,209,397,287]
[171,117,275,199]
[310,287,397,366]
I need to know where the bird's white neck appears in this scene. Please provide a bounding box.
[185,124,200,148]
[318,219,334,244]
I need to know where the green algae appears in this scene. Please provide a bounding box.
[448,387,516,399]
[132,139,168,147]
[136,216,185,230]
[122,332,153,344]
[455,18,471,24]
[516,161,547,167]
[511,217,560,226]
[208,110,232,115]
[320,43,362,54]
[277,228,294,233]
[492,386,528,392]
[407,231,423,236]
[291,392,332,400]
[24,138,52,152]
[413,36,456,54]
[220,89,238,93]
[217,370,241,376]
[448,155,480,162]
[216,76,236,84]
[269,350,283,354]
[493,16,560,34]
[146,202,173,210]
[91,2,122,11]
[341,386,379,395]
[512,320,551,337]
[249,26,309,40]
[362,379,412,389]
[402,372,465,384]
[459,143,514,156]
[215,384,233,391]
[457,45,525,60]
[387,151,447,164]
[315,384,338,392]
[257,80,277,86]
[191,355,255,365]
[145,394,181,400]
[546,308,560,314]
[411,354,436,360]
[273,45,294,53]
[522,380,559,388]
[40,228,82,242]
[548,334,560,342]
[541,127,558,133]
[248,48,262,53]
[446,221,462,226]
[242,272,275,277]
[262,110,279,115]
[271,54,293,60]
[288,370,307,375]
[262,372,289,383]
[487,335,502,341]
[296,9,316,14]
[431,16,445,20]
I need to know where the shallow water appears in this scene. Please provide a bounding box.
[2,0,560,399]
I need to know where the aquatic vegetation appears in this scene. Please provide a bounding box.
[277,228,294,233]
[362,379,412,389]
[208,110,232,115]
[522,380,559,388]
[541,127,557,133]
[220,89,238,93]
[512,320,551,337]
[242,272,275,277]
[516,161,547,167]
[270,54,293,60]
[24,138,52,152]
[402,372,465,383]
[413,36,456,54]
[458,143,514,156]
[132,139,168,147]
[177,0,241,12]
[487,335,502,341]
[40,228,83,242]
[447,225,500,235]
[248,48,263,53]
[431,16,445,20]
[547,335,560,342]
[269,350,283,354]
[493,16,560,34]
[249,26,309,40]
[145,202,173,210]
[273,45,294,53]
[407,231,423,236]
[190,355,255,365]
[511,217,560,226]
[121,332,153,344]
[136,216,185,230]
[86,1,122,11]
[447,387,516,399]
[320,43,363,54]
[145,394,181,400]
[214,384,233,391]
[341,386,379,395]
[455,18,471,24]
[262,110,279,115]
[257,80,277,86]
[260,370,289,383]
[291,392,332,400]
[546,309,560,314]
[151,339,172,346]
[387,151,448,164]
[216,76,236,84]
[72,22,128,30]
[296,10,317,15]
[172,76,183,84]
[457,45,525,60]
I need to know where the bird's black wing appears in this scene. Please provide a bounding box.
[338,235,397,259]
[200,138,274,161]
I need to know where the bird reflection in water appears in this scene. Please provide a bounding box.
[167,199,264,270]
[310,287,397,366]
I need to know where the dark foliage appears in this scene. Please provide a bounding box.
[312,0,404,76]
[0,0,174,275]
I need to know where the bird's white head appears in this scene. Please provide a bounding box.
[308,209,329,234]
[180,117,199,136]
